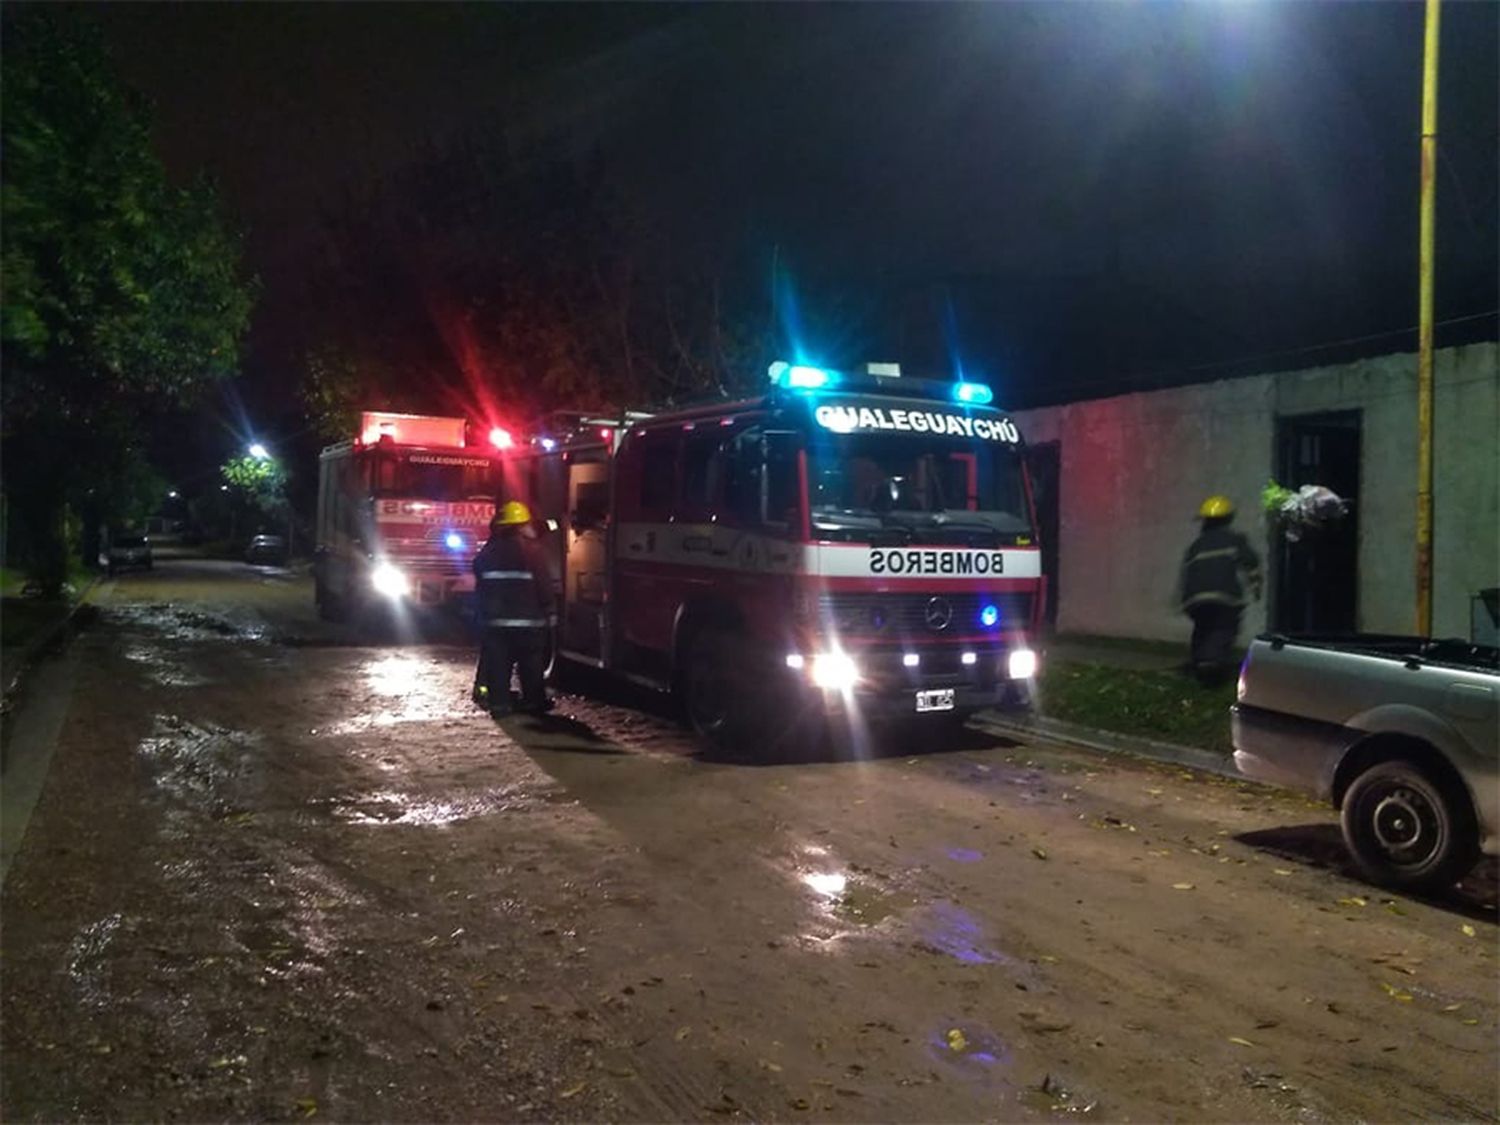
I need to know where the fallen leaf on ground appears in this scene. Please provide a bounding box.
[1273,868,1293,876]
[1173,883,1195,891]
[560,1082,586,1099]
[1380,982,1414,1002]
[1032,847,1048,860]
[1462,1018,1479,1026]
[1228,1037,1255,1047]
[1337,897,1367,907]
[1443,1003,1463,1012]
[1461,924,1476,938]
[1386,902,1408,917]
[674,1027,692,1041]
[294,1097,318,1118]
[946,1028,968,1052]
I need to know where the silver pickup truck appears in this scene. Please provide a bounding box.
[1233,634,1498,893]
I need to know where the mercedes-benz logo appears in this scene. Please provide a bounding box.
[924,596,953,631]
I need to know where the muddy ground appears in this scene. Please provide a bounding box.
[2,560,1495,1122]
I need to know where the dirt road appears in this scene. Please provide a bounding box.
[2,560,1495,1121]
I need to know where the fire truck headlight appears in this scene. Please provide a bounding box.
[371,563,409,598]
[1008,648,1038,680]
[810,652,859,691]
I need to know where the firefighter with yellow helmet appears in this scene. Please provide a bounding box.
[472,500,554,717]
[1178,494,1261,685]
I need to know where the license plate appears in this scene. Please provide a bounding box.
[915,689,955,713]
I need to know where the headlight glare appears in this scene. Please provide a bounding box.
[1008,648,1038,680]
[810,652,859,690]
[371,563,409,598]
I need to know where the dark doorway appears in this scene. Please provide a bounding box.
[1273,411,1361,633]
[1026,441,1060,629]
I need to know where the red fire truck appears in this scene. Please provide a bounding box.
[314,411,513,621]
[504,363,1043,745]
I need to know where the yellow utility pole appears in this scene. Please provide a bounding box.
[1415,0,1440,636]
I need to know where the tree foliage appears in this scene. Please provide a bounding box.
[0,11,254,589]
[298,132,774,440]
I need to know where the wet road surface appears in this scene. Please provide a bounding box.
[2,559,1496,1121]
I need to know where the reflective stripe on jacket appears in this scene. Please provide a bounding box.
[473,534,552,628]
[1179,526,1261,610]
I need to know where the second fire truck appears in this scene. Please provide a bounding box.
[503,362,1044,746]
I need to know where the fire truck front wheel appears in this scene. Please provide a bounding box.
[680,629,749,750]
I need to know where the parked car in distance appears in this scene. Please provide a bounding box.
[1233,633,1498,893]
[245,534,288,566]
[106,533,153,576]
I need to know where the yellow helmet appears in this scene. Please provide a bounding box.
[493,500,532,527]
[1199,495,1234,519]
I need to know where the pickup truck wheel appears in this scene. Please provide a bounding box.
[1340,760,1479,893]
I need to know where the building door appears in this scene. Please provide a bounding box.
[1273,411,1361,633]
[1026,442,1061,629]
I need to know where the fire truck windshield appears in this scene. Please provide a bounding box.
[808,434,1032,544]
[369,450,501,500]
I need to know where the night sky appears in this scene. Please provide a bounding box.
[86,2,1497,467]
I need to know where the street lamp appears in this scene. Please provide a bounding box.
[248,442,270,460]
[168,490,180,499]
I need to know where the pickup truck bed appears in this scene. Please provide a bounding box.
[1233,633,1498,892]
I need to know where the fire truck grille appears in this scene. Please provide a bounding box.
[815,592,1033,636]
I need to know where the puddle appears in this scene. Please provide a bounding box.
[67,913,124,1009]
[927,1022,1012,1070]
[913,900,1013,966]
[110,604,269,643]
[138,715,259,812]
[1018,1072,1098,1115]
[123,644,211,688]
[317,786,538,826]
[833,883,911,925]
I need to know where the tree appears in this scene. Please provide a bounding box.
[296,131,772,441]
[1,11,254,592]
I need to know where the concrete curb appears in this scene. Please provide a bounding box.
[1,576,102,732]
[972,710,1241,781]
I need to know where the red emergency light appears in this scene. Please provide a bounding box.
[489,427,515,450]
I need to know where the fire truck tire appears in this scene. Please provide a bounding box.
[681,629,747,751]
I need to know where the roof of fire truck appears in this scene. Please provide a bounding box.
[318,411,514,459]
[529,363,1007,451]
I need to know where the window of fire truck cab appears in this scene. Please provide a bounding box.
[724,428,798,530]
[807,432,1031,544]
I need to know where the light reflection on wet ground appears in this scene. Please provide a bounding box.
[317,785,541,826]
[66,913,123,1010]
[325,652,470,736]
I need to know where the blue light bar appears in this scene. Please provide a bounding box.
[769,361,837,390]
[444,532,465,551]
[954,381,995,405]
[979,603,1000,628]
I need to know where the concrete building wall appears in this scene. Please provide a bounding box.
[1014,342,1498,642]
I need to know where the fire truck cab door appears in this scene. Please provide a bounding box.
[563,461,610,659]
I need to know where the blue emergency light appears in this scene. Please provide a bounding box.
[768,361,837,390]
[954,381,995,405]
[979,603,1000,628]
[445,532,465,551]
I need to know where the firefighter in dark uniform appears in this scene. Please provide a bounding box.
[472,501,553,717]
[1179,495,1262,686]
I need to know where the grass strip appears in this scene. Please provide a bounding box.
[1036,660,1237,756]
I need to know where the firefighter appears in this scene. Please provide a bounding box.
[472,501,553,717]
[1178,495,1262,686]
